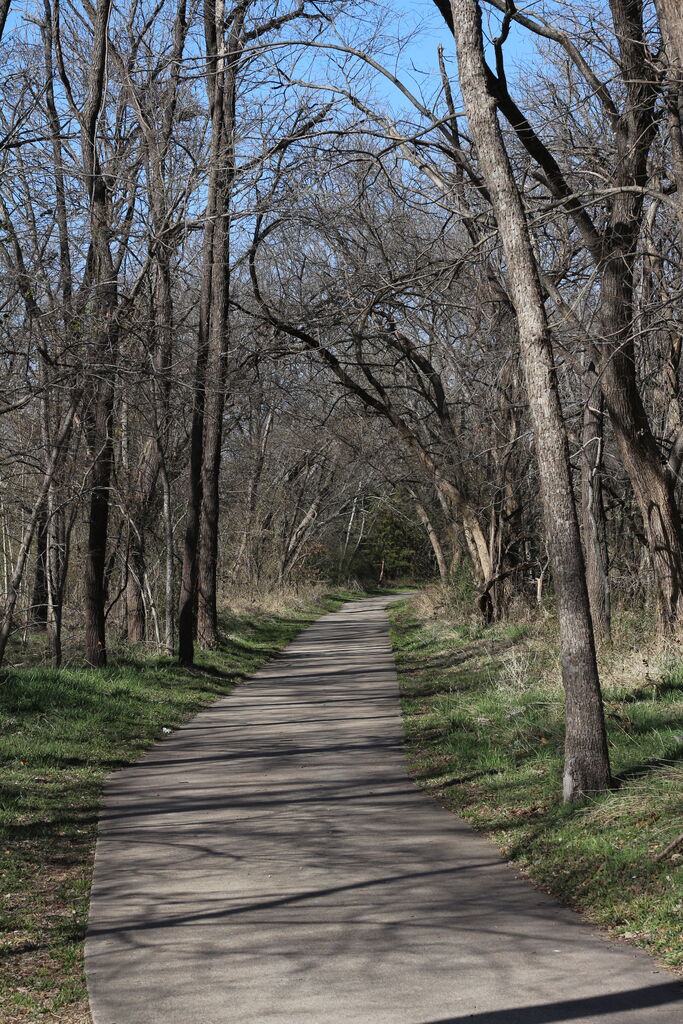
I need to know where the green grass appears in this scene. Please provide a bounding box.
[388,598,683,971]
[0,589,361,1023]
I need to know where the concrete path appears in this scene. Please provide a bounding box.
[85,595,682,1024]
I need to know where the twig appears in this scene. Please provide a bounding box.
[654,832,683,863]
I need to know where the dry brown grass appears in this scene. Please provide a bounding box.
[219,580,365,618]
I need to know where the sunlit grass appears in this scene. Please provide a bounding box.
[389,597,683,971]
[0,589,361,1023]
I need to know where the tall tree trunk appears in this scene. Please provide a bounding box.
[153,266,176,655]
[446,0,611,800]
[80,0,118,668]
[196,0,240,650]
[30,501,48,630]
[177,323,207,666]
[123,8,184,648]
[178,0,241,663]
[465,0,681,634]
[83,336,116,668]
[176,130,214,665]
[45,481,66,667]
[117,0,185,655]
[196,279,229,647]
[40,0,73,666]
[161,460,175,656]
[582,367,611,641]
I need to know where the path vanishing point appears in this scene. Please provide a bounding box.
[85,595,683,1023]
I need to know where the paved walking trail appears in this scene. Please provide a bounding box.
[86,596,682,1024]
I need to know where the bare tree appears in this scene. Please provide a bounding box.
[436,0,611,800]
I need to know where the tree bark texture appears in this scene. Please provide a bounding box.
[177,281,209,666]
[457,0,683,635]
[179,0,241,660]
[447,0,611,800]
[581,368,611,642]
[81,0,119,668]
[125,3,185,647]
[657,0,683,72]
[412,493,448,581]
[598,0,683,633]
[196,0,241,650]
[45,481,67,667]
[30,502,48,630]
[125,532,147,645]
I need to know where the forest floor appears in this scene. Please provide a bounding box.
[0,587,374,1024]
[388,591,683,975]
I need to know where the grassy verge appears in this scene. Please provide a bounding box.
[389,594,683,971]
[0,588,362,1023]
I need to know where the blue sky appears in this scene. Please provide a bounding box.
[1,0,541,126]
[357,0,538,114]
[390,0,537,62]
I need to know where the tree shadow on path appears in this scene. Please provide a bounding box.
[421,980,682,1022]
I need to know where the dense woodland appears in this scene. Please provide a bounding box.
[1,0,683,801]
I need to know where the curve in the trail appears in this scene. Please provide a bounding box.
[85,595,682,1024]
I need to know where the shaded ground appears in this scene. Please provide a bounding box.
[86,596,681,1023]
[1,592,357,1023]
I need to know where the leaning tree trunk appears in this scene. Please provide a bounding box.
[581,366,611,642]
[411,492,448,581]
[447,0,611,800]
[596,0,683,632]
[455,0,678,634]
